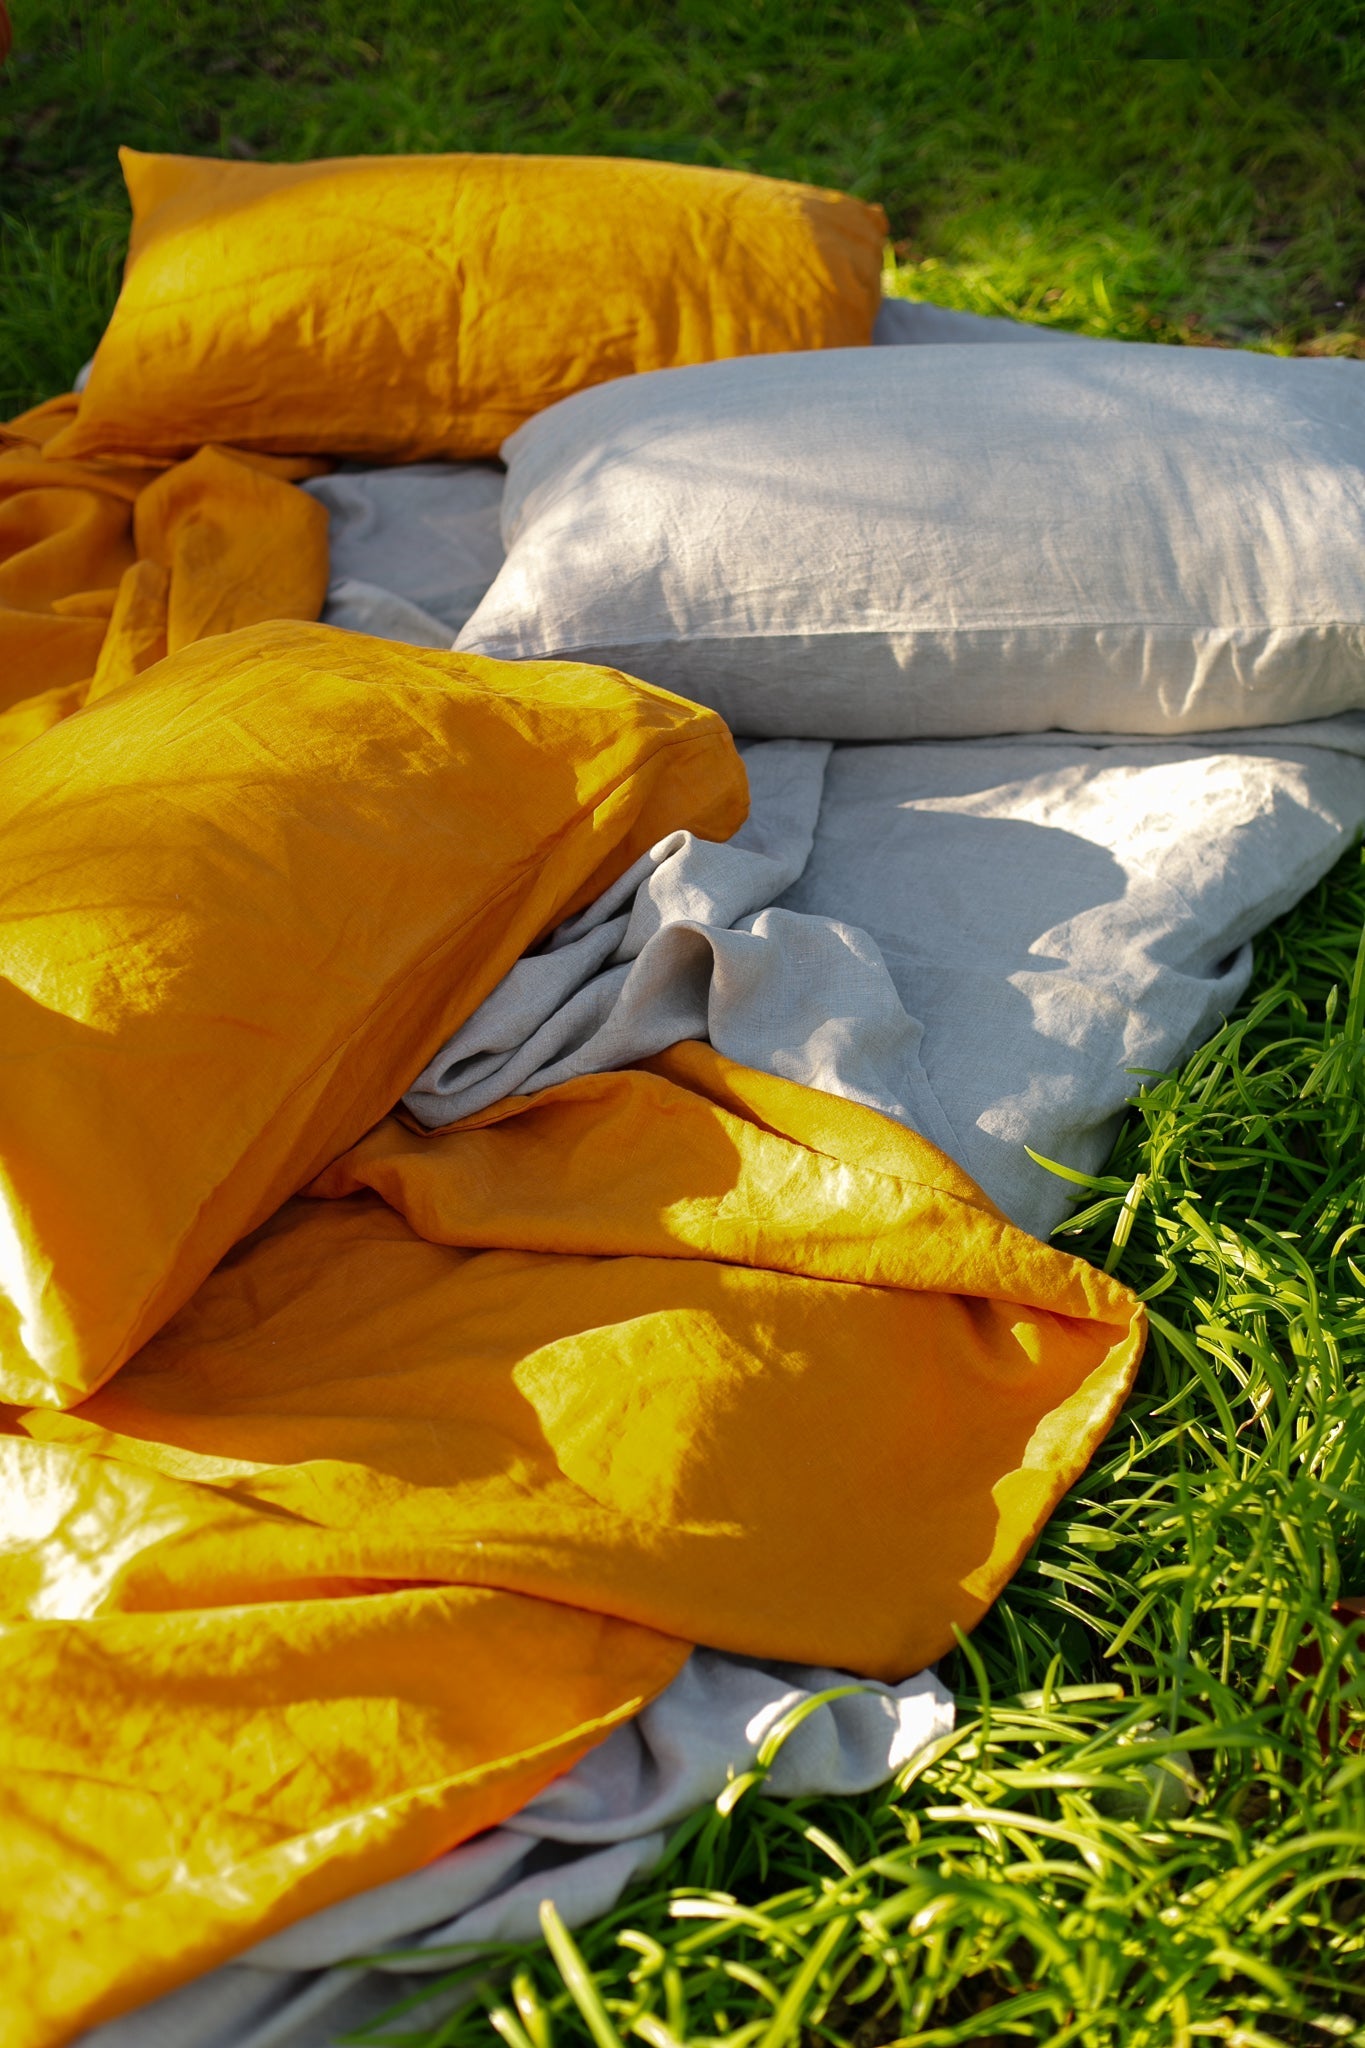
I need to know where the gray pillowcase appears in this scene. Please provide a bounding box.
[456,343,1365,740]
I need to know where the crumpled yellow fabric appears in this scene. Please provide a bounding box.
[1,1041,1145,2047]
[0,394,328,760]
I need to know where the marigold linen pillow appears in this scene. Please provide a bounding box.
[0,620,746,1409]
[47,149,888,466]
[457,342,1365,739]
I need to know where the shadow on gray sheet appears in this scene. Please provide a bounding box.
[408,730,1365,1238]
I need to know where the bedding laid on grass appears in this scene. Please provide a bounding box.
[68,717,1365,2046]
[76,1662,953,2048]
[4,109,1365,2048]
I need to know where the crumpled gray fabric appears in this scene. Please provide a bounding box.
[404,739,964,1159]
[81,1660,951,2048]
[301,459,507,643]
[318,574,456,649]
[250,1655,951,1970]
[406,725,1365,1238]
[871,296,1093,346]
[406,739,827,1114]
[781,729,1365,1230]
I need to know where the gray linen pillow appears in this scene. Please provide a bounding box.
[456,343,1365,740]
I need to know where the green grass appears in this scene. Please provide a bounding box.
[6,3,1365,2039]
[4,1,1365,412]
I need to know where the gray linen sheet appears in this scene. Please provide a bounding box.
[410,726,1365,1237]
[307,460,506,643]
[406,739,963,1171]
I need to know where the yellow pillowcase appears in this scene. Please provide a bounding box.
[48,149,888,465]
[0,620,747,1409]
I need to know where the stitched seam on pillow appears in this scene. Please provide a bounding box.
[478,620,1365,648]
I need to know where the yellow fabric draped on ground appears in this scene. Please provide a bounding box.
[0,394,327,758]
[2,1042,1144,2047]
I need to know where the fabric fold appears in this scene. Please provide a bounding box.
[405,738,965,1161]
[0,396,329,761]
